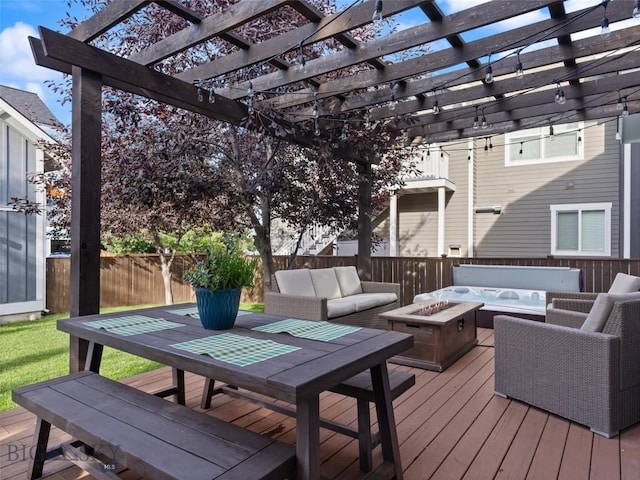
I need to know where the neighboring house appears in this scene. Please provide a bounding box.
[0,85,58,322]
[375,116,639,259]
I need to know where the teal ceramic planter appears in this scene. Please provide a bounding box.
[195,287,242,330]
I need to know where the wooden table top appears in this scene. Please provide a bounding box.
[58,305,413,404]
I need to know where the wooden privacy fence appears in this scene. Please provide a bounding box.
[46,254,640,313]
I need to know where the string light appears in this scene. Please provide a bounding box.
[515,50,524,79]
[208,87,215,104]
[314,119,321,136]
[484,138,489,151]
[484,53,494,84]
[195,80,204,102]
[389,82,397,111]
[432,90,440,115]
[246,82,254,115]
[372,0,383,23]
[601,1,611,38]
[634,0,640,18]
[554,83,566,105]
[617,91,624,111]
[519,142,523,155]
[297,42,306,67]
[481,108,487,129]
[549,120,554,136]
[340,123,348,141]
[622,97,630,117]
[440,146,444,158]
[364,109,371,128]
[472,106,479,130]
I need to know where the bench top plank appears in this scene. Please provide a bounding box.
[13,373,295,480]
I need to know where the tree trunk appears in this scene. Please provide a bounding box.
[153,231,175,305]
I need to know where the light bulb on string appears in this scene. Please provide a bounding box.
[314,119,321,137]
[484,53,494,84]
[622,98,630,117]
[297,42,305,67]
[484,138,489,151]
[388,82,397,110]
[634,0,640,18]
[617,93,624,111]
[208,87,215,104]
[601,0,611,37]
[481,109,487,129]
[340,123,348,141]
[195,80,204,102]
[519,142,523,155]
[515,51,524,79]
[372,0,383,23]
[549,120,554,136]
[432,90,440,115]
[364,109,371,129]
[472,106,479,130]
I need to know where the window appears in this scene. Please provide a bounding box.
[506,122,583,165]
[550,203,611,256]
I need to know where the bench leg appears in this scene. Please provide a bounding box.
[201,378,215,409]
[357,399,373,472]
[173,368,185,405]
[28,418,51,479]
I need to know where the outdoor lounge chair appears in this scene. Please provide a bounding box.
[494,293,640,438]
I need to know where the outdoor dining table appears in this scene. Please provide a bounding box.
[57,304,413,480]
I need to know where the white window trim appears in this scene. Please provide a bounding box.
[506,122,584,166]
[550,202,612,257]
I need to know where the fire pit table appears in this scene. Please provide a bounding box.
[380,300,483,371]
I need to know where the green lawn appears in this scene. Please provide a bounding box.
[0,302,264,412]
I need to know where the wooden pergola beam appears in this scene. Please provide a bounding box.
[38,27,248,125]
[129,0,291,66]
[258,0,625,111]
[293,24,640,122]
[219,0,559,100]
[175,0,424,83]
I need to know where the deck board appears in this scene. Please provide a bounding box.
[2,328,640,480]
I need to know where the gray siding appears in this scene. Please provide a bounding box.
[473,120,619,257]
[1,119,39,305]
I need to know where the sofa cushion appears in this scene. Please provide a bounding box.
[327,298,357,319]
[309,268,342,300]
[581,291,640,332]
[275,269,316,297]
[608,273,640,294]
[334,266,363,296]
[349,293,398,312]
[349,294,381,312]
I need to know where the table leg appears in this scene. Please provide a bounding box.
[296,395,320,480]
[69,335,89,373]
[371,362,403,480]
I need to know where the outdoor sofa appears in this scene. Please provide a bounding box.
[494,286,640,438]
[264,266,399,329]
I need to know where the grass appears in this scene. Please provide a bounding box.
[0,302,264,412]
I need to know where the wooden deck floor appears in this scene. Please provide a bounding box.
[2,328,640,480]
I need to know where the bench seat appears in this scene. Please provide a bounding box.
[12,372,295,480]
[201,368,415,472]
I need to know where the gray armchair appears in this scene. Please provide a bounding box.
[494,297,640,438]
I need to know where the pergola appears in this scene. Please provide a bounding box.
[29,0,640,316]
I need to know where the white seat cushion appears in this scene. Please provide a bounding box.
[581,291,640,332]
[275,269,316,297]
[334,266,363,297]
[327,298,357,318]
[309,268,342,300]
[349,293,397,311]
[608,273,640,294]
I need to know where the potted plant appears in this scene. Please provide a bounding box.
[184,246,258,330]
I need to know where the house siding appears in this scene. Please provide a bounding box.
[379,118,623,258]
[473,119,619,257]
[0,117,41,308]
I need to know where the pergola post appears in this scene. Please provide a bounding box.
[357,161,372,281]
[69,68,103,315]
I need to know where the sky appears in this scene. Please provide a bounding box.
[0,0,619,127]
[0,0,91,125]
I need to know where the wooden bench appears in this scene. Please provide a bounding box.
[201,368,415,472]
[12,372,296,480]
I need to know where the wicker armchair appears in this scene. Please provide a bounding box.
[545,272,640,310]
[494,297,640,438]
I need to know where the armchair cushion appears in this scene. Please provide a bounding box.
[309,268,342,300]
[582,292,640,332]
[275,269,316,297]
[334,266,363,296]
[608,272,640,294]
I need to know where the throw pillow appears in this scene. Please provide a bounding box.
[581,291,640,332]
[608,272,640,294]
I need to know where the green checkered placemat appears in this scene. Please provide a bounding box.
[167,306,251,319]
[170,333,299,367]
[83,315,184,336]
[253,318,360,342]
